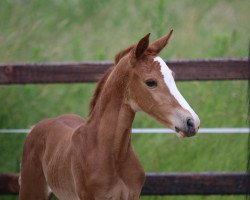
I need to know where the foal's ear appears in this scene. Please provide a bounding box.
[148,29,173,55]
[133,33,150,59]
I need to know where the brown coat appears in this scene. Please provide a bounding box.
[19,30,200,200]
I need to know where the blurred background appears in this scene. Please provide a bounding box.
[0,0,249,199]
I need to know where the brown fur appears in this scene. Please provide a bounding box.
[115,45,135,65]
[88,68,113,117]
[89,45,135,117]
[19,30,199,200]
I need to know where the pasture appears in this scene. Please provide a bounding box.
[0,0,249,199]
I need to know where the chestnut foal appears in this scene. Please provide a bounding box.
[19,30,200,200]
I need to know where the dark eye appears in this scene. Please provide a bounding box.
[145,79,157,88]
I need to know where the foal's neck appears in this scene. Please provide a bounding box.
[98,103,135,161]
[87,61,135,162]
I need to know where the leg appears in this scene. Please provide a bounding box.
[19,141,51,200]
[19,161,51,200]
[120,149,145,200]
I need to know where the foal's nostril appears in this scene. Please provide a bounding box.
[187,118,195,129]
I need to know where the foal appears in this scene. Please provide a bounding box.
[19,30,200,200]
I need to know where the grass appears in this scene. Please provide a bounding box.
[0,0,249,199]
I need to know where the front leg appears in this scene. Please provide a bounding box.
[119,148,146,200]
[75,172,131,200]
[93,179,130,200]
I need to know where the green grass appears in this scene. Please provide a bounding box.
[0,0,249,199]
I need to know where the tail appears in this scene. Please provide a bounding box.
[0,125,38,195]
[0,173,19,194]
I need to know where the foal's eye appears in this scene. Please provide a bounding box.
[145,79,157,88]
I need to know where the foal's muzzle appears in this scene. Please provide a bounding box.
[186,118,196,136]
[175,117,199,138]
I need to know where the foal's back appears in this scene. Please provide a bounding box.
[19,114,85,200]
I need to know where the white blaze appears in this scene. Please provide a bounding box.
[154,56,199,124]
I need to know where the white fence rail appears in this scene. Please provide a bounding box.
[0,128,249,134]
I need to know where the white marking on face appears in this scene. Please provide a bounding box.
[154,56,200,127]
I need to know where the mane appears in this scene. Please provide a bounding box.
[88,45,135,116]
[114,45,135,64]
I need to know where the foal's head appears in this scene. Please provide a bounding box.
[123,30,200,137]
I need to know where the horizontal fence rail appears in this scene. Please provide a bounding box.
[142,173,250,195]
[0,173,249,195]
[0,128,249,134]
[0,58,248,84]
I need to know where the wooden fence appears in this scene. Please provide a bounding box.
[0,59,248,84]
[0,58,249,196]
